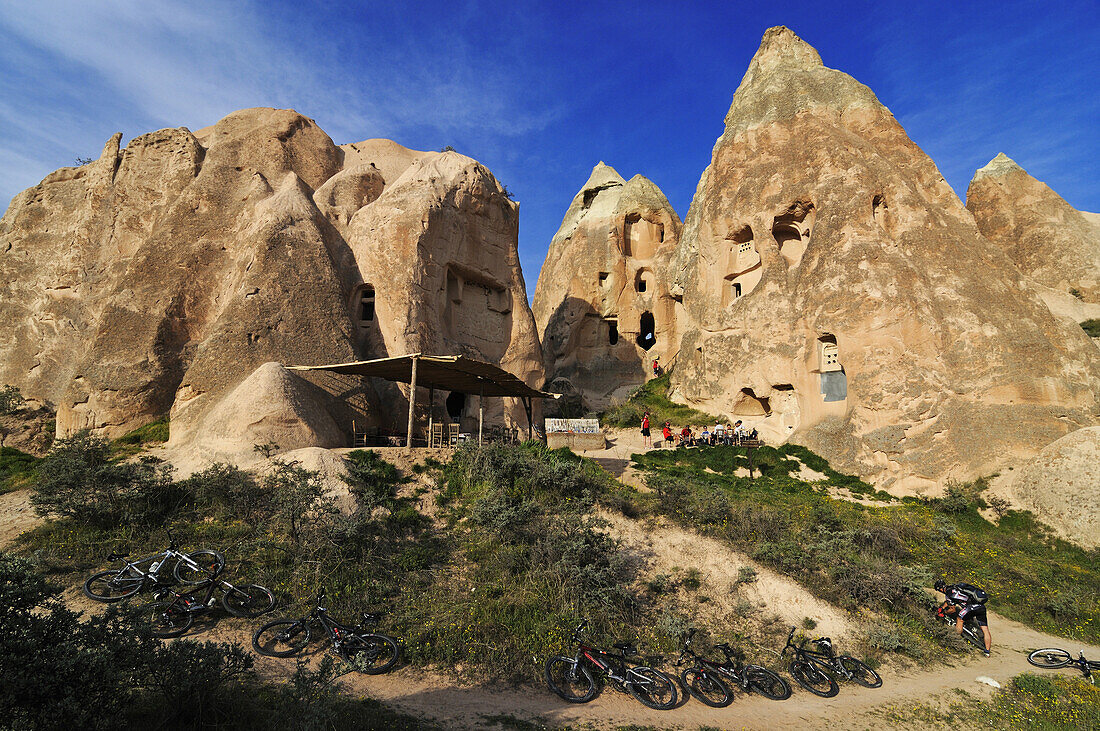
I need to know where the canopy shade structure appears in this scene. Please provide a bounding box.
[288,354,557,448]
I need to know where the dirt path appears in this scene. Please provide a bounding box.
[263,611,1097,730]
[0,489,43,548]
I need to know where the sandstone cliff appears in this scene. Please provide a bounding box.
[966,153,1100,317]
[668,27,1100,489]
[532,163,684,411]
[0,109,543,459]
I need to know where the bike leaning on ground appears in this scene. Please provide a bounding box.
[1028,648,1100,684]
[711,640,792,701]
[781,627,882,697]
[545,620,678,710]
[252,591,399,674]
[83,530,225,602]
[137,564,275,638]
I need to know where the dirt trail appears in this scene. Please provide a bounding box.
[0,489,43,547]
[269,611,1099,730]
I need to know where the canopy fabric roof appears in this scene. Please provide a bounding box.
[287,354,556,399]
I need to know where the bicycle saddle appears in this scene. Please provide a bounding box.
[613,641,638,654]
[108,552,129,561]
[360,612,383,624]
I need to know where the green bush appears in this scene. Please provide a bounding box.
[0,384,25,415]
[1081,319,1100,337]
[30,432,184,528]
[601,373,722,429]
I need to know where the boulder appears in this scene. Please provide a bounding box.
[1011,426,1100,548]
[666,27,1100,488]
[532,163,683,411]
[967,153,1100,303]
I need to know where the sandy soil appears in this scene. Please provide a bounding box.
[0,489,43,547]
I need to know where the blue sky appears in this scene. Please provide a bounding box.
[1,1,1097,290]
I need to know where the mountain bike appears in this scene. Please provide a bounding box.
[781,627,881,697]
[673,630,734,707]
[545,620,678,710]
[711,640,791,701]
[83,530,225,602]
[1028,648,1100,684]
[935,605,987,652]
[136,564,275,638]
[252,591,399,674]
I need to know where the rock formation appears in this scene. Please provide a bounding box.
[532,163,684,411]
[966,153,1100,322]
[667,27,1100,489]
[0,108,543,456]
[1008,426,1100,549]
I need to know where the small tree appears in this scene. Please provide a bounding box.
[0,385,24,415]
[265,461,337,544]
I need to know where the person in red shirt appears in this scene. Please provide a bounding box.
[641,411,652,448]
[661,421,673,448]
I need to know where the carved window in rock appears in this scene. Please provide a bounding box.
[817,334,841,372]
[635,268,654,293]
[636,311,656,351]
[772,201,815,268]
[606,318,619,346]
[817,334,846,402]
[733,387,771,416]
[598,272,609,288]
[624,214,663,259]
[355,285,376,327]
[723,225,762,305]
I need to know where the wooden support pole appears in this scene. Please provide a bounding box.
[523,397,533,441]
[427,386,435,448]
[478,387,484,445]
[405,356,418,451]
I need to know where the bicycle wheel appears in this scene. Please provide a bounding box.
[680,667,732,708]
[961,622,987,652]
[789,659,838,697]
[1027,648,1072,669]
[340,633,400,674]
[221,584,276,618]
[626,666,678,710]
[252,619,311,657]
[837,656,882,688]
[545,657,597,703]
[174,549,226,584]
[83,569,144,602]
[746,666,792,700]
[140,601,194,638]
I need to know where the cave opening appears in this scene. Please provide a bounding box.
[446,392,466,420]
[636,311,656,350]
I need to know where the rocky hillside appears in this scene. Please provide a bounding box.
[666,27,1100,490]
[0,110,543,463]
[532,163,684,411]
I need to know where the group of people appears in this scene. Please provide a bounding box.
[640,411,758,448]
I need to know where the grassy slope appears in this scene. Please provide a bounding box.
[601,373,724,429]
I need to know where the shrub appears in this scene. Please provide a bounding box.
[344,449,406,512]
[31,432,184,528]
[1081,319,1100,337]
[181,463,268,522]
[0,385,25,415]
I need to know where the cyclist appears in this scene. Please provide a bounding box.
[935,579,992,656]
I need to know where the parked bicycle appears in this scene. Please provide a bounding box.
[711,638,791,701]
[83,530,225,602]
[673,629,791,707]
[545,620,678,710]
[935,605,987,652]
[252,591,399,674]
[137,564,275,638]
[1028,648,1100,684]
[782,627,882,697]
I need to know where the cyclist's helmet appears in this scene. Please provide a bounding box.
[934,579,946,592]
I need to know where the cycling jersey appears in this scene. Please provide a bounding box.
[945,584,989,627]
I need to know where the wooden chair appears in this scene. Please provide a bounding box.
[430,423,443,449]
[447,423,460,446]
[352,420,368,448]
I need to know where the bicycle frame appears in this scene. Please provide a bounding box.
[783,628,849,678]
[576,643,633,684]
